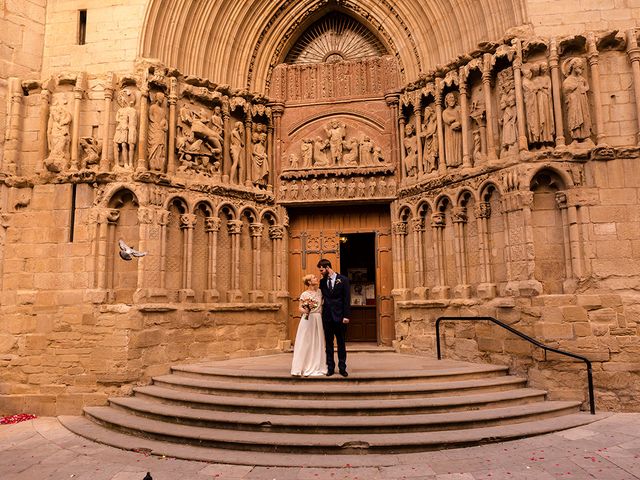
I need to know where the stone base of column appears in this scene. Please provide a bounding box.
[453,284,472,299]
[505,280,542,297]
[227,289,243,302]
[431,286,450,299]
[268,290,289,302]
[203,289,220,302]
[563,278,578,294]
[178,288,196,302]
[412,286,429,300]
[278,339,292,351]
[476,283,497,299]
[391,288,411,300]
[132,287,169,303]
[248,290,265,302]
[86,288,109,304]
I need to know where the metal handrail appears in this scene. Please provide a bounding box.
[435,315,595,415]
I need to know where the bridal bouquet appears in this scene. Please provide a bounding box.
[300,294,319,320]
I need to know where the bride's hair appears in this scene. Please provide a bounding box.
[302,274,315,286]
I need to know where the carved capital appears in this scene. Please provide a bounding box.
[549,38,559,66]
[587,32,599,65]
[475,202,492,219]
[430,212,446,228]
[106,208,120,224]
[249,222,264,237]
[227,219,243,235]
[137,207,155,224]
[103,72,117,99]
[205,217,221,233]
[168,77,178,105]
[452,207,468,224]
[269,225,285,240]
[555,191,568,209]
[180,213,197,229]
[482,53,493,83]
[392,221,408,236]
[384,93,399,107]
[411,218,424,232]
[627,30,640,61]
[157,210,170,226]
[270,103,285,116]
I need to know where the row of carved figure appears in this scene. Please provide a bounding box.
[287,120,386,169]
[400,55,595,180]
[42,80,272,190]
[279,175,396,201]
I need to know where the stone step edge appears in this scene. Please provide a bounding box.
[152,373,527,396]
[133,384,548,412]
[108,396,583,431]
[81,407,603,453]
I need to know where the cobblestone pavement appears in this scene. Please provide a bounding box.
[0,415,639,479]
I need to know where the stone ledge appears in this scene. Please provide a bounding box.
[135,303,282,313]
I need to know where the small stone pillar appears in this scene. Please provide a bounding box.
[587,33,606,146]
[167,77,178,176]
[244,116,253,187]
[222,99,231,182]
[227,219,243,302]
[482,54,498,160]
[391,220,410,300]
[475,202,497,298]
[398,115,407,181]
[267,116,274,191]
[3,77,22,175]
[549,39,566,147]
[413,99,424,176]
[271,103,284,194]
[203,217,221,302]
[37,84,52,174]
[70,73,86,171]
[269,225,286,301]
[452,206,471,298]
[385,93,400,168]
[430,212,450,299]
[512,39,529,153]
[556,192,584,292]
[249,222,265,302]
[626,29,640,146]
[133,207,154,302]
[411,217,428,299]
[179,213,196,302]
[435,79,447,175]
[458,73,472,168]
[136,79,150,172]
[100,73,116,172]
[158,210,170,290]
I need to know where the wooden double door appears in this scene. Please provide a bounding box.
[287,205,394,345]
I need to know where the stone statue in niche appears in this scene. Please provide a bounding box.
[373,146,384,163]
[302,181,310,199]
[279,182,288,199]
[329,178,338,197]
[311,179,320,198]
[148,92,168,172]
[342,138,359,166]
[211,105,224,137]
[288,153,299,169]
[378,177,387,195]
[290,180,299,199]
[347,178,357,198]
[79,137,102,168]
[469,94,487,163]
[472,130,482,162]
[403,123,418,178]
[325,120,346,165]
[498,70,518,157]
[368,177,377,196]
[313,136,329,166]
[357,177,366,197]
[358,136,374,166]
[536,63,555,144]
[113,89,138,170]
[562,58,593,146]
[442,92,463,168]
[320,179,328,197]
[230,121,244,184]
[420,106,438,173]
[522,65,540,144]
[387,177,396,195]
[45,97,72,172]
[251,124,269,188]
[338,178,347,197]
[301,139,313,167]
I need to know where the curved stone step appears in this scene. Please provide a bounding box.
[108,395,583,434]
[80,406,601,455]
[151,373,527,399]
[133,385,548,415]
[171,361,510,384]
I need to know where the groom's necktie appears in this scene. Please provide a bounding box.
[329,278,334,290]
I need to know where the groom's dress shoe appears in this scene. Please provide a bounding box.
[326,370,335,377]
[339,370,348,377]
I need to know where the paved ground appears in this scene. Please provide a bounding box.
[1,414,639,479]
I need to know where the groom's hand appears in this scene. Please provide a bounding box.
[342,318,350,324]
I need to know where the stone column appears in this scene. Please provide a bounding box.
[267,117,274,191]
[411,217,428,299]
[430,212,449,299]
[3,77,22,175]
[227,219,243,302]
[100,73,116,172]
[0,213,8,292]
[512,39,529,152]
[37,86,51,174]
[391,220,409,299]
[179,213,196,301]
[414,101,424,176]
[555,192,573,283]
[482,55,498,161]
[271,104,284,194]
[204,217,220,302]
[452,207,470,298]
[549,39,566,147]
[398,115,406,181]
[459,74,472,168]
[626,29,640,145]
[385,93,400,169]
[167,77,178,176]
[158,210,169,290]
[249,222,265,302]
[269,225,285,301]
[558,192,584,287]
[136,82,150,172]
[105,209,120,300]
[135,207,154,293]
[475,202,496,298]
[244,116,253,187]
[222,99,231,182]
[70,73,85,171]
[93,209,110,290]
[435,80,447,174]
[587,33,606,146]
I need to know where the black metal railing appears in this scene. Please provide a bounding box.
[435,316,595,415]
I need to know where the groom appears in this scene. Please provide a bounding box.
[317,258,350,377]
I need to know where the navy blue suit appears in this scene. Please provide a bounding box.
[320,273,351,373]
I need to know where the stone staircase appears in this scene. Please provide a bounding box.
[60,352,602,467]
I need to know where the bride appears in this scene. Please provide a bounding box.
[291,274,327,377]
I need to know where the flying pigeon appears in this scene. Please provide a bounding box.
[143,473,153,480]
[118,239,147,261]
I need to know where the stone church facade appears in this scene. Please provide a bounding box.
[1,0,640,415]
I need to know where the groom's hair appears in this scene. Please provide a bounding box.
[317,258,332,269]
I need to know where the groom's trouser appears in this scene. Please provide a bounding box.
[323,320,347,372]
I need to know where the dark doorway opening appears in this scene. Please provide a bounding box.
[339,232,377,342]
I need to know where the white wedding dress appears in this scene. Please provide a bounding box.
[291,289,327,376]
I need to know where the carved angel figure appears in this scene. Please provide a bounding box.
[113,89,138,170]
[563,58,592,144]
